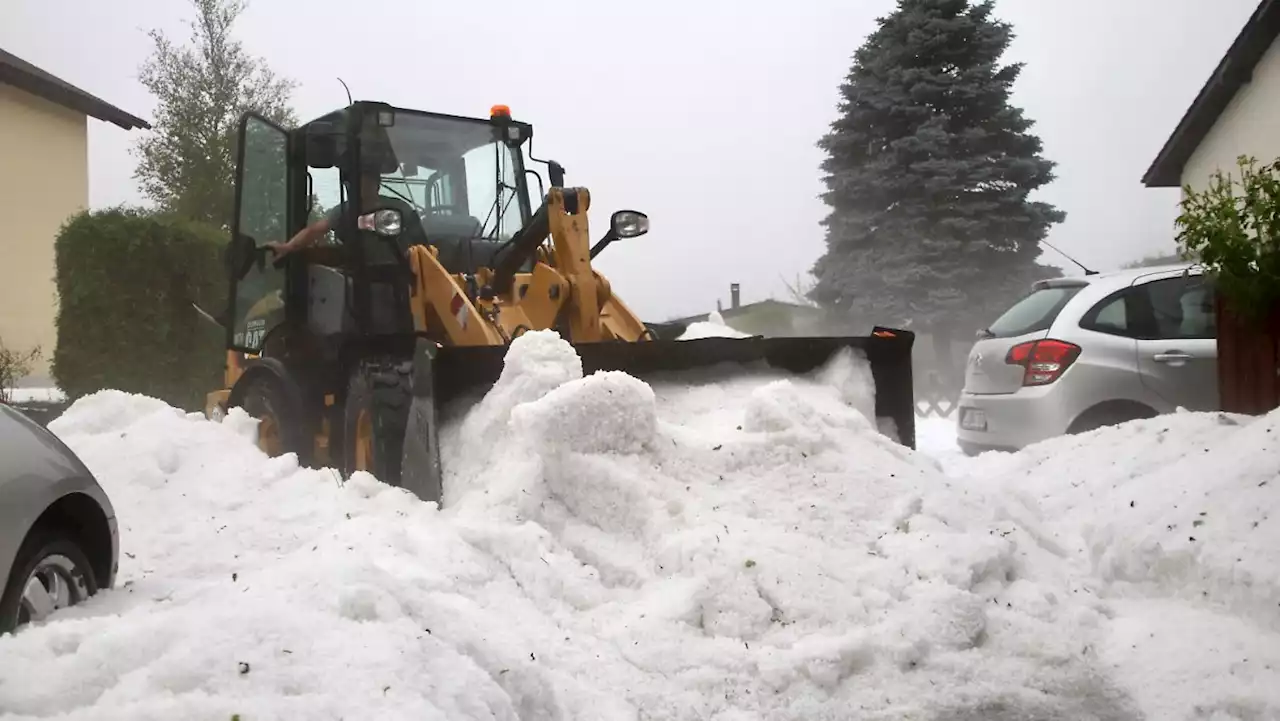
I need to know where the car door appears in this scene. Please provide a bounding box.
[1131,271,1219,412]
[1073,285,1148,402]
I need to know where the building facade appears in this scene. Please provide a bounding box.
[0,48,148,384]
[1144,0,1280,193]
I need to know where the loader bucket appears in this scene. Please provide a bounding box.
[399,328,915,504]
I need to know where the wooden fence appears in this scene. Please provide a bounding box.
[1216,296,1280,415]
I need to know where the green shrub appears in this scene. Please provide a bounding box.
[1176,155,1280,324]
[0,340,41,402]
[52,206,228,411]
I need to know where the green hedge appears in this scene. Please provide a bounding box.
[52,206,228,411]
[1177,155,1280,324]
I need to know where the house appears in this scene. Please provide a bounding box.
[1142,0,1280,416]
[662,284,864,339]
[1143,0,1280,192]
[660,283,951,399]
[0,48,149,384]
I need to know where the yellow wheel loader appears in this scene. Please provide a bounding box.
[202,101,917,503]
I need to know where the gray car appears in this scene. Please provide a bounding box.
[0,402,118,634]
[956,263,1217,455]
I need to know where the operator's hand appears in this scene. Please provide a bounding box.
[266,241,292,258]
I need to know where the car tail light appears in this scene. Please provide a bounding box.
[1005,339,1081,386]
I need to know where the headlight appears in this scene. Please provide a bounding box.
[358,209,403,236]
[610,210,650,239]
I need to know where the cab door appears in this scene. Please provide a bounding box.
[228,113,291,354]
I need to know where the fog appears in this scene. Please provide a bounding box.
[1,0,1257,320]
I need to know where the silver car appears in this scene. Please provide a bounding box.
[0,402,118,633]
[956,263,1217,455]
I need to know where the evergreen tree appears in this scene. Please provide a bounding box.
[810,0,1064,338]
[132,0,296,231]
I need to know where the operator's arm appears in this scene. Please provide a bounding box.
[268,217,331,258]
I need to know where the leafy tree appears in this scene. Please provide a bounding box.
[810,0,1064,342]
[132,0,297,231]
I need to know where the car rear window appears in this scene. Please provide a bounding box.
[986,285,1085,338]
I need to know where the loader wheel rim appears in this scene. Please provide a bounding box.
[354,408,374,472]
[257,412,283,457]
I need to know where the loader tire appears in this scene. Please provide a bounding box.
[343,358,412,486]
[239,374,309,463]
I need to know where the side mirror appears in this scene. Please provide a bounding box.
[548,161,566,188]
[590,210,649,260]
[610,210,650,239]
[227,232,259,279]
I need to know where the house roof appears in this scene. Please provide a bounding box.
[1142,0,1280,187]
[0,47,149,130]
[666,298,823,326]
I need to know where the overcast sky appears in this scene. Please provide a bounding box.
[1,0,1260,321]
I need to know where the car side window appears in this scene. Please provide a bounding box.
[1142,275,1216,340]
[1080,290,1137,337]
[1094,297,1127,331]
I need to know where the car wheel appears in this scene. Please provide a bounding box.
[1068,402,1157,435]
[0,527,99,634]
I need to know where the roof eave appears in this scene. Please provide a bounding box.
[1142,0,1280,188]
[0,57,150,131]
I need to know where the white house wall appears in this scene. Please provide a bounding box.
[1182,36,1280,192]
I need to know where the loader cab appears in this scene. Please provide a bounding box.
[225,101,537,357]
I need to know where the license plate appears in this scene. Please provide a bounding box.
[960,408,987,432]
